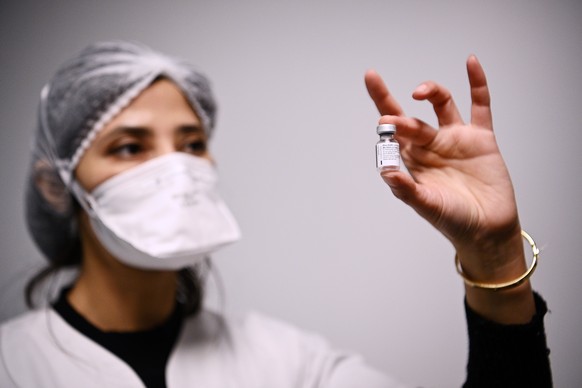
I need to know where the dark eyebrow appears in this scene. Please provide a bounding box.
[99,126,152,142]
[178,124,205,136]
[97,124,206,146]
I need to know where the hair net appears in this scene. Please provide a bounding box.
[26,41,217,263]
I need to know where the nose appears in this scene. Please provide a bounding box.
[156,143,178,157]
[150,136,179,159]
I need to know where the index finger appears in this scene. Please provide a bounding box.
[365,69,405,116]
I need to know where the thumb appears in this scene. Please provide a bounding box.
[381,171,444,233]
[381,171,419,206]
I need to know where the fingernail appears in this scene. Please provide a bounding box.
[414,84,428,94]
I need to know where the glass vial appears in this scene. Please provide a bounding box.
[375,124,400,171]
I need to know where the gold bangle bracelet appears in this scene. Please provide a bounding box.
[454,230,540,291]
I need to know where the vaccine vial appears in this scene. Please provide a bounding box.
[375,124,400,171]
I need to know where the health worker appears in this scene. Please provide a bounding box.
[0,41,551,387]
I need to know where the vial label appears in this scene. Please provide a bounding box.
[376,142,400,170]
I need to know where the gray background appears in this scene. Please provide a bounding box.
[1,0,581,386]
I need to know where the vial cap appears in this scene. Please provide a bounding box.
[377,123,396,135]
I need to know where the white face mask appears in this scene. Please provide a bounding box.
[71,153,240,270]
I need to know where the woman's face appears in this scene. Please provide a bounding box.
[75,79,211,192]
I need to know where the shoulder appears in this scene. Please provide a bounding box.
[175,310,335,386]
[1,308,148,387]
[229,312,407,387]
[236,311,334,357]
[176,310,405,388]
[0,309,54,387]
[181,309,333,358]
[0,309,53,351]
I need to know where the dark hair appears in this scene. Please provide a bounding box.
[25,248,208,317]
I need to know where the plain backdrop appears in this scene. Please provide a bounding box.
[1,1,581,387]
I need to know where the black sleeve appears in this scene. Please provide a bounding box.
[463,292,552,388]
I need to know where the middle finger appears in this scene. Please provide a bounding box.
[412,81,464,127]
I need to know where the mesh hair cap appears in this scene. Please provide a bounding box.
[26,41,217,263]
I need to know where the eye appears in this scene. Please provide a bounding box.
[182,139,207,156]
[108,142,143,158]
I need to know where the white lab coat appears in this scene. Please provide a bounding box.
[0,308,405,388]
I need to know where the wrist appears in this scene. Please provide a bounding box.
[456,227,539,324]
[465,279,535,324]
[454,225,526,284]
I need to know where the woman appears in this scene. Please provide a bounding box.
[0,41,551,387]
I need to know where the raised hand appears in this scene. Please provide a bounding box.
[366,56,535,323]
[366,56,520,248]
